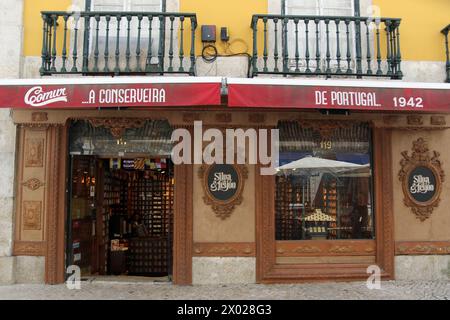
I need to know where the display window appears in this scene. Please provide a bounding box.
[275,121,374,241]
[67,119,175,279]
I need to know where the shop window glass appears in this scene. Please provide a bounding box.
[69,119,173,157]
[275,121,374,240]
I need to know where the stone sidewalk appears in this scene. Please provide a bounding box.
[0,280,448,300]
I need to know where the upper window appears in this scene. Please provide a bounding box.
[283,0,357,72]
[285,0,354,16]
[88,0,165,67]
[275,121,374,241]
[91,0,163,12]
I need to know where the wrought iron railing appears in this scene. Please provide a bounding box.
[251,14,402,79]
[442,24,450,83]
[40,11,197,76]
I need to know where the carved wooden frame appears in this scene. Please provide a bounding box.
[198,164,248,220]
[88,118,147,138]
[193,242,256,257]
[38,119,194,285]
[398,138,444,221]
[256,124,395,283]
[396,241,450,255]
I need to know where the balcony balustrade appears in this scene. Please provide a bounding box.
[442,24,450,83]
[40,11,197,76]
[251,14,402,79]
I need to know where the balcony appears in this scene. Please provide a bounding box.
[40,11,197,76]
[250,14,402,79]
[442,24,450,83]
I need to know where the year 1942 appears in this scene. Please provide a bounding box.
[393,97,424,108]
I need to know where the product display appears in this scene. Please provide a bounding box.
[70,156,97,274]
[71,156,174,278]
[275,121,375,241]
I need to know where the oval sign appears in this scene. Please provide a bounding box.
[207,164,239,201]
[408,166,437,203]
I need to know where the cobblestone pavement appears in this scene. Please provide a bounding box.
[0,280,448,300]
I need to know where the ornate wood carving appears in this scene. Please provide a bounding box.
[22,178,45,191]
[276,241,376,256]
[430,116,446,126]
[256,162,277,281]
[173,163,193,285]
[383,115,401,125]
[248,113,266,124]
[198,164,248,220]
[31,112,48,122]
[13,241,46,256]
[182,113,201,123]
[24,138,44,167]
[22,201,42,230]
[398,126,450,131]
[215,113,232,123]
[42,125,67,284]
[374,128,395,280]
[193,243,256,257]
[407,115,423,126]
[398,138,444,221]
[296,119,356,139]
[396,241,450,255]
[88,118,147,138]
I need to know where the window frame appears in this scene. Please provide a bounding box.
[282,0,359,16]
[281,0,364,73]
[84,0,168,69]
[255,122,395,283]
[274,121,375,242]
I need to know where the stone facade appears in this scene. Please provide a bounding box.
[0,0,449,286]
[0,0,22,285]
[192,257,256,284]
[14,256,46,284]
[395,256,450,281]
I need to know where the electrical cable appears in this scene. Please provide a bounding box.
[201,44,218,63]
[201,38,253,76]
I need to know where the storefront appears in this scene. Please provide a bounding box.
[0,77,449,284]
[67,119,175,279]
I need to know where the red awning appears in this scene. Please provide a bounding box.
[228,78,450,113]
[0,77,222,109]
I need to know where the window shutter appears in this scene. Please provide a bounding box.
[89,0,164,68]
[92,0,125,11]
[285,0,320,70]
[284,0,356,72]
[285,0,319,15]
[130,0,161,12]
[320,0,353,16]
[92,0,162,11]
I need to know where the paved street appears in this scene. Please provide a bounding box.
[0,280,448,300]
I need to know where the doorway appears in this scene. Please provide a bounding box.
[66,119,175,281]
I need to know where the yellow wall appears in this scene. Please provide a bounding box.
[23,0,447,61]
[23,0,72,57]
[180,0,267,56]
[373,0,449,62]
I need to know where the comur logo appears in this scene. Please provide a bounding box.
[24,86,68,107]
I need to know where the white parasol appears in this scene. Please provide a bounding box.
[276,156,366,173]
[276,156,369,202]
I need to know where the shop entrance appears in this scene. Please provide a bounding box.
[66,119,175,280]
